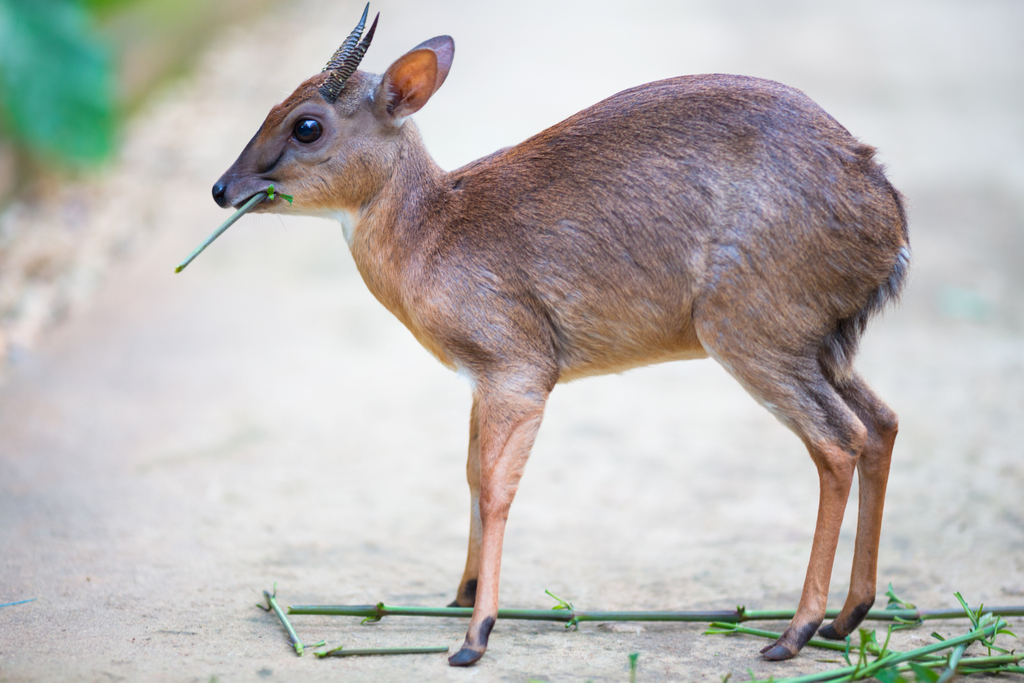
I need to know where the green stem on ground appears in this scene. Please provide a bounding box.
[286,602,1024,625]
[261,587,309,656]
[705,623,851,652]
[725,617,1011,683]
[935,643,966,683]
[276,586,1022,677]
[629,652,640,683]
[857,619,1007,680]
[314,645,450,658]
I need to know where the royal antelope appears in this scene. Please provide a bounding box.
[208,6,909,666]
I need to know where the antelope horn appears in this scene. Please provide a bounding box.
[319,6,379,103]
[323,3,369,72]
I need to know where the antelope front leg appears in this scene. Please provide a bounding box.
[450,397,482,607]
[761,440,858,660]
[448,389,546,667]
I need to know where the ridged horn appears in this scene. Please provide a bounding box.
[323,3,368,72]
[319,6,379,103]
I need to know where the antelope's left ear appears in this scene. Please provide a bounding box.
[376,35,454,124]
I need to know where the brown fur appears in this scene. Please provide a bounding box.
[214,33,908,667]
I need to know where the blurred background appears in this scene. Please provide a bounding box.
[0,0,272,182]
[0,1,1021,680]
[0,0,276,359]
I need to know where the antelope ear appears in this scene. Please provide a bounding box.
[376,36,454,124]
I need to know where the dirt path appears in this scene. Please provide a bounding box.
[2,1,1022,681]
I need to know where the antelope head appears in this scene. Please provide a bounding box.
[211,4,454,232]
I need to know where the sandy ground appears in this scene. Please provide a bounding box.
[2,1,1023,681]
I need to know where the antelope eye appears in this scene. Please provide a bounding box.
[293,118,322,143]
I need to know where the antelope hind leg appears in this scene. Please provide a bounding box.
[697,324,866,660]
[818,374,898,639]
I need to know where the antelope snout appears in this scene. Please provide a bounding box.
[212,180,229,208]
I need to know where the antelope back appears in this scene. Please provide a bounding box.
[212,23,907,387]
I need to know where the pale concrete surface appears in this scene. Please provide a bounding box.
[1,1,1023,681]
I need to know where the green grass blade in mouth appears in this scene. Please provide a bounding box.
[175,191,267,273]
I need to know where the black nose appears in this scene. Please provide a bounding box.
[212,180,228,208]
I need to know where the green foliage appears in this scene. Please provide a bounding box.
[0,0,115,165]
[629,652,640,683]
[545,589,580,630]
[885,583,916,610]
[84,0,142,14]
[266,184,293,204]
[707,595,1022,683]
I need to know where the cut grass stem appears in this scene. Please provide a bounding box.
[721,616,1015,683]
[314,645,449,658]
[261,587,310,656]
[286,594,1021,678]
[706,623,850,652]
[287,602,1024,624]
[175,191,267,273]
[272,585,1022,678]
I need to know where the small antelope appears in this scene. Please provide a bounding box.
[209,6,908,666]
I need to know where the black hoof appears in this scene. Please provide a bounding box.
[818,623,843,640]
[761,620,820,661]
[448,646,484,667]
[819,600,873,640]
[761,643,798,661]
[447,579,478,607]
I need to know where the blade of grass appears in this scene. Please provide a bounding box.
[950,654,1024,668]
[848,617,1002,681]
[175,191,267,273]
[314,645,449,658]
[934,644,965,683]
[885,583,916,610]
[545,589,580,629]
[289,603,762,623]
[260,586,309,656]
[705,622,851,653]
[266,184,292,204]
[730,617,1011,683]
[287,602,1024,624]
